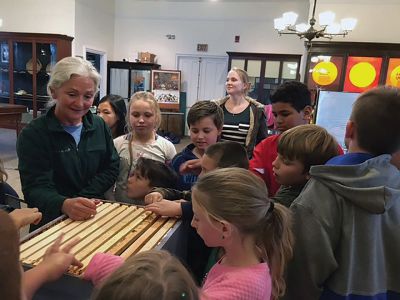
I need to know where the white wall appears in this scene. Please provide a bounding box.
[0,0,75,36]
[114,1,309,69]
[2,0,398,73]
[315,0,400,43]
[74,0,115,57]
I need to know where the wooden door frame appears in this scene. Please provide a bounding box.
[83,46,107,100]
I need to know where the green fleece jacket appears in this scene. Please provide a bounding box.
[17,107,119,229]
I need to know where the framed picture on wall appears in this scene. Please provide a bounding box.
[151,69,181,110]
[343,56,382,93]
[307,55,344,92]
[385,58,400,88]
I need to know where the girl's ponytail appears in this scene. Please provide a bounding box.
[259,202,294,300]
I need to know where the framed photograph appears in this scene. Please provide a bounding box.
[307,55,344,92]
[151,69,181,110]
[385,57,400,88]
[343,56,382,93]
[1,43,9,63]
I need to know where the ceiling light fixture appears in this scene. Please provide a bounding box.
[274,0,357,48]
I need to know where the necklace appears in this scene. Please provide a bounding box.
[225,100,248,117]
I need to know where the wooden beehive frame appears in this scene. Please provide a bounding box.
[20,202,177,276]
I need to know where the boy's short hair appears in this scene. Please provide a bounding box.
[277,124,339,172]
[271,81,311,112]
[135,158,178,189]
[351,86,400,155]
[205,141,249,169]
[187,100,224,129]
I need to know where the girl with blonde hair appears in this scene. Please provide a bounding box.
[112,91,176,204]
[191,167,294,300]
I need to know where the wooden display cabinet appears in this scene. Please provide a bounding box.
[0,32,73,118]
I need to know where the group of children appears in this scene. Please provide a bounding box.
[2,59,400,299]
[89,82,400,300]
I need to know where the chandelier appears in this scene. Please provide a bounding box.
[274,0,357,47]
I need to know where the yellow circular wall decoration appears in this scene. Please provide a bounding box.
[349,62,376,88]
[390,65,400,87]
[312,61,338,86]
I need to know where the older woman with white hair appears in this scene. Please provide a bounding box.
[17,56,119,230]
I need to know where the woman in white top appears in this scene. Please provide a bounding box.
[112,92,176,204]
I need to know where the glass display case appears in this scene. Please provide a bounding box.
[0,41,10,98]
[107,61,160,100]
[0,32,73,118]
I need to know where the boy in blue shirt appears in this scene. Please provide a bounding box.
[171,101,223,190]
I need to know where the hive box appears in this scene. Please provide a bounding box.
[20,202,187,300]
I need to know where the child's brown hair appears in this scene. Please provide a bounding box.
[187,100,224,129]
[277,124,340,172]
[92,250,199,300]
[192,168,294,300]
[205,141,249,169]
[134,157,178,189]
[350,86,400,155]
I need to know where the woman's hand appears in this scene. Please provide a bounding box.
[61,197,97,220]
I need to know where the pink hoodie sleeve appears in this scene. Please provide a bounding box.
[83,253,124,286]
[265,104,275,128]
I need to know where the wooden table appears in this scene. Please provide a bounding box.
[0,103,27,135]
